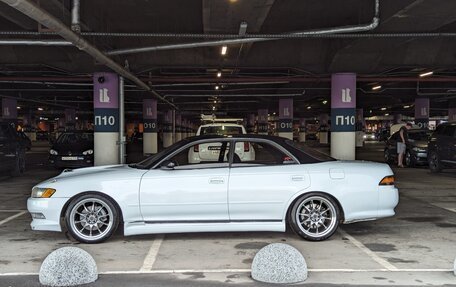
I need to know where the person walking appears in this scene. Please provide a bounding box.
[397,122,412,167]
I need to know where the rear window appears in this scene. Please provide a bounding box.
[200,126,243,136]
[285,140,335,163]
[408,131,431,140]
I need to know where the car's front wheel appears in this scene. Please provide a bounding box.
[289,193,340,241]
[405,150,415,167]
[65,194,119,243]
[428,151,442,173]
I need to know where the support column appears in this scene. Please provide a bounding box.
[278,98,293,139]
[2,98,17,126]
[318,114,329,144]
[414,98,430,129]
[331,73,356,160]
[64,108,76,131]
[355,109,364,147]
[163,110,173,148]
[175,113,182,142]
[143,99,158,155]
[257,109,268,135]
[247,114,255,133]
[93,72,119,166]
[299,118,306,142]
[449,100,456,122]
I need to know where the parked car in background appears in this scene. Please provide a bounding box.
[305,132,318,141]
[36,130,50,141]
[28,134,398,243]
[376,128,390,142]
[49,131,94,169]
[363,131,377,142]
[384,129,431,167]
[0,121,26,176]
[427,122,456,173]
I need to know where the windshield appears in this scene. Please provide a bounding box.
[56,132,93,144]
[200,126,243,136]
[408,131,431,141]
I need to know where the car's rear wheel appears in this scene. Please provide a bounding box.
[405,150,414,167]
[428,151,442,173]
[289,193,340,241]
[65,194,119,243]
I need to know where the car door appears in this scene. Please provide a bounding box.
[228,139,310,221]
[139,139,231,222]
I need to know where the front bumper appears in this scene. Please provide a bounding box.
[413,151,428,164]
[49,155,94,168]
[27,197,69,232]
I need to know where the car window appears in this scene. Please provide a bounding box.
[232,140,296,166]
[285,140,335,163]
[200,125,243,135]
[56,132,93,144]
[166,140,231,169]
[408,131,431,141]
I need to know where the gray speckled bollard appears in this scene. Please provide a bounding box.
[39,247,98,287]
[251,243,307,284]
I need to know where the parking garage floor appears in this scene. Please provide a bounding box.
[0,142,455,286]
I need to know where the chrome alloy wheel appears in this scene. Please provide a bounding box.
[69,198,114,241]
[295,196,337,238]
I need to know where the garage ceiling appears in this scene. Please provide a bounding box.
[1,0,456,120]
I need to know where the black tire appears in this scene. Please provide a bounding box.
[384,149,393,164]
[289,193,340,241]
[405,150,415,167]
[428,151,442,173]
[65,194,119,244]
[10,149,25,176]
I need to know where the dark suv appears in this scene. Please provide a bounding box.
[384,129,431,167]
[427,122,456,172]
[0,121,26,176]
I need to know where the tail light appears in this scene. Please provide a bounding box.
[194,145,199,152]
[379,175,395,186]
[244,142,250,152]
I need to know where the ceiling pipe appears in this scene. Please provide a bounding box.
[0,0,177,109]
[0,39,72,46]
[106,0,380,56]
[71,0,81,33]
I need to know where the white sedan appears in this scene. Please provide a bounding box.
[28,135,399,243]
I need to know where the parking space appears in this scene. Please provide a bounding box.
[1,143,455,286]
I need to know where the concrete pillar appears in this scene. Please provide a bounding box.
[299,118,306,142]
[2,98,17,126]
[318,114,329,144]
[414,98,430,129]
[257,109,268,135]
[163,110,173,148]
[449,102,456,122]
[175,113,182,142]
[355,109,364,147]
[331,73,356,160]
[278,98,293,139]
[183,119,188,139]
[393,113,402,124]
[93,72,119,166]
[64,108,76,131]
[143,99,158,155]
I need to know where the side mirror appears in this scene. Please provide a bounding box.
[160,160,176,170]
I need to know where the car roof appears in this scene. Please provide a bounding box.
[182,134,290,144]
[199,123,244,127]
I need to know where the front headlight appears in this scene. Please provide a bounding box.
[50,149,58,155]
[31,187,56,198]
[363,135,367,139]
[83,149,94,155]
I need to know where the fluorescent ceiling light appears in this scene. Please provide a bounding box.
[215,85,219,90]
[16,106,21,109]
[37,107,44,111]
[403,105,410,109]
[322,100,328,104]
[221,46,227,55]
[419,71,433,77]
[216,72,222,78]
[380,107,387,111]
[372,85,382,90]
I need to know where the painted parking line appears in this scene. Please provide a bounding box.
[0,211,27,226]
[140,235,164,271]
[0,210,27,213]
[338,229,398,271]
[1,268,453,277]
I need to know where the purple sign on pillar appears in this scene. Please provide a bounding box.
[2,98,17,120]
[93,72,119,132]
[143,99,157,133]
[65,109,76,123]
[163,110,173,133]
[414,98,429,129]
[449,108,456,122]
[258,109,268,133]
[175,114,181,133]
[299,118,306,132]
[278,99,293,133]
[247,114,255,133]
[331,73,356,132]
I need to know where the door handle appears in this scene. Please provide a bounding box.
[209,177,224,184]
[291,175,304,181]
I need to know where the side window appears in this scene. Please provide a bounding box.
[233,141,296,166]
[165,141,230,168]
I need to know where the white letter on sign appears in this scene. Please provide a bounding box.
[341,88,351,103]
[336,115,344,125]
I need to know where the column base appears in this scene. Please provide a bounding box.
[143,132,158,154]
[278,132,293,140]
[331,132,356,160]
[95,132,120,166]
[299,132,306,142]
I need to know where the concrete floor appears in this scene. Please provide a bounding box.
[0,140,455,286]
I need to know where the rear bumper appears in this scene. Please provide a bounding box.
[378,186,399,218]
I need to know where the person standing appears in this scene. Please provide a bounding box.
[397,122,412,167]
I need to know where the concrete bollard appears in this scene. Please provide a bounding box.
[251,243,307,284]
[39,247,98,286]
